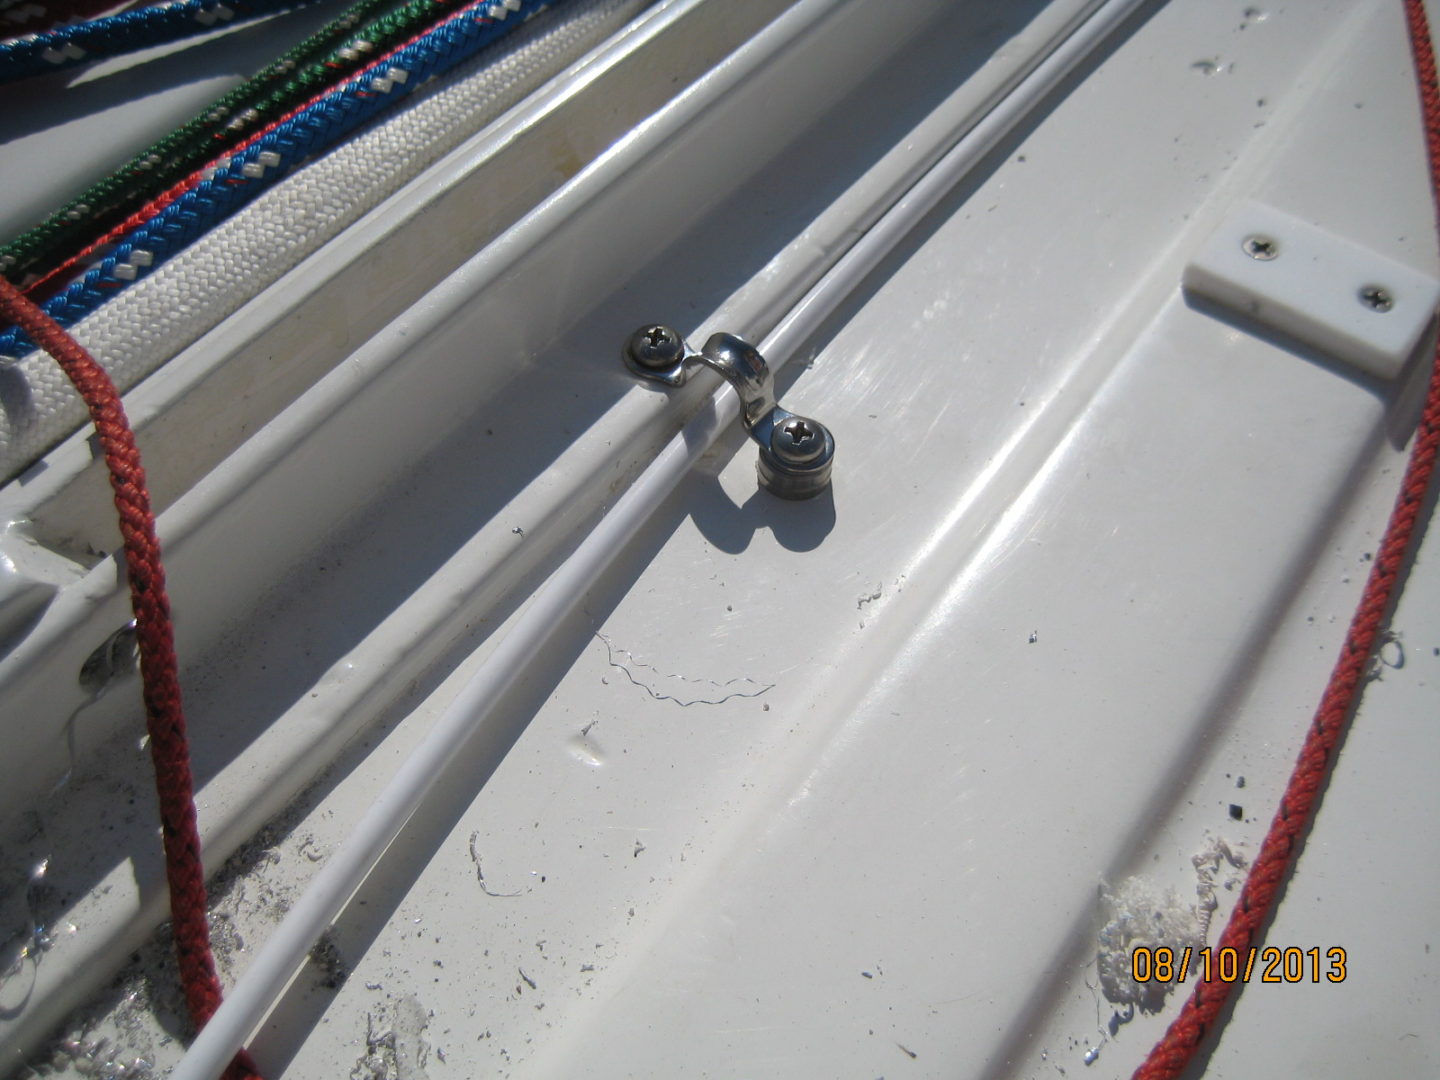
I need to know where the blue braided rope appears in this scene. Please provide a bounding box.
[0,0,558,358]
[0,0,324,84]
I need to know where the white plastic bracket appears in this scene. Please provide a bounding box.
[0,521,79,657]
[1182,202,1440,382]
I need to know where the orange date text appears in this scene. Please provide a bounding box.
[1130,946,1347,985]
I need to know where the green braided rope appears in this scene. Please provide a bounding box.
[0,0,471,286]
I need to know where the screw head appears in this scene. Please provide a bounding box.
[625,324,686,370]
[1241,234,1279,261]
[770,416,826,465]
[1358,285,1394,312]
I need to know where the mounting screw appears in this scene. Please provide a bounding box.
[625,324,686,370]
[758,414,833,500]
[622,324,834,499]
[1241,234,1279,261]
[770,416,826,465]
[1358,285,1394,313]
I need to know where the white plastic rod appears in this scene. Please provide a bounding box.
[173,0,1151,1074]
[174,383,741,1080]
[765,0,1150,361]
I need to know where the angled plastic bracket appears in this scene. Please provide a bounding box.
[1183,201,1440,381]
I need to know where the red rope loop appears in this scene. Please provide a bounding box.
[1133,3,1440,1075]
[0,279,261,1080]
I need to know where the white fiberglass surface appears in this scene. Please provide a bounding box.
[4,0,1440,1077]
[4,0,1117,1069]
[251,1,1433,1077]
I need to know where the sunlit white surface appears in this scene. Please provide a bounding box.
[1,0,1437,1077]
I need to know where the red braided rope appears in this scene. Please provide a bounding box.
[0,279,260,1080]
[1132,3,1440,1077]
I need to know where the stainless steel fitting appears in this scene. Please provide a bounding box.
[622,326,834,500]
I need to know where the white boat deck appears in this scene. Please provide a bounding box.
[2,0,1438,1076]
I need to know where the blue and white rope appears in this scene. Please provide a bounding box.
[0,0,323,83]
[0,0,645,484]
[0,0,554,358]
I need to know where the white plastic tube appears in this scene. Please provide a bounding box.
[173,0,1152,1074]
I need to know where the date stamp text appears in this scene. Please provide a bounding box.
[1130,946,1347,985]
